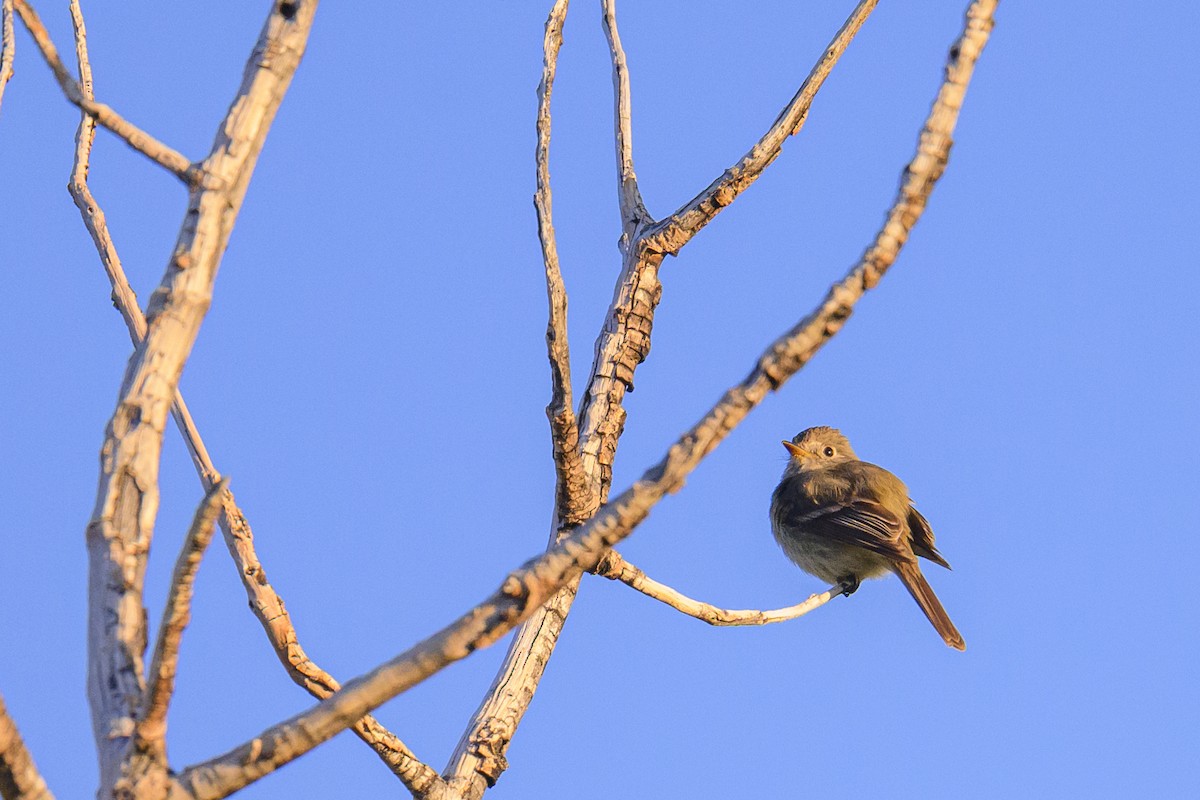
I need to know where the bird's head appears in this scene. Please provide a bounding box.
[781,426,857,471]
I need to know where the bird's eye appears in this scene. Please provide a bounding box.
[822,446,835,457]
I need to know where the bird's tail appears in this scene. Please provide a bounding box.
[893,560,966,651]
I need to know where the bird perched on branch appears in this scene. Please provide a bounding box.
[770,426,965,650]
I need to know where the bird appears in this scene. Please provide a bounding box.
[769,426,965,650]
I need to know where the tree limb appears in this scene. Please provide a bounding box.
[174,29,999,775]
[535,0,590,528]
[446,1,658,790]
[80,2,319,794]
[134,480,227,762]
[13,0,195,182]
[449,2,884,794]
[592,550,845,626]
[642,0,879,256]
[60,2,440,793]
[448,0,994,793]
[0,0,14,116]
[0,694,53,800]
[602,0,649,238]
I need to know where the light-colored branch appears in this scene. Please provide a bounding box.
[175,27,998,772]
[60,3,439,794]
[642,0,879,256]
[602,0,649,238]
[135,480,227,760]
[216,494,444,797]
[446,6,590,791]
[81,2,319,795]
[179,207,927,793]
[0,694,54,800]
[448,0,869,790]
[592,550,844,626]
[535,0,590,528]
[0,0,14,116]
[13,0,195,182]
[447,2,663,790]
[450,1,995,794]
[176,465,683,800]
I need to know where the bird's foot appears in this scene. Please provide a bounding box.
[837,575,860,597]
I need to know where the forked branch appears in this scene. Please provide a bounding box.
[450,1,889,794]
[450,0,994,794]
[14,0,194,181]
[536,0,591,527]
[643,0,879,256]
[176,2,996,782]
[61,1,439,793]
[80,1,319,794]
[602,0,649,237]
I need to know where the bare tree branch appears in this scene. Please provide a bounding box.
[13,0,195,182]
[134,480,227,761]
[1,0,993,795]
[0,694,53,800]
[602,0,649,237]
[216,496,445,797]
[80,2,320,794]
[189,1,997,783]
[59,3,439,794]
[449,1,994,794]
[447,1,658,790]
[176,465,685,800]
[448,3,885,793]
[592,550,845,626]
[535,0,590,528]
[0,0,14,116]
[642,0,879,256]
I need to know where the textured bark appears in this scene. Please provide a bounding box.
[59,0,439,787]
[134,482,227,760]
[0,0,997,796]
[642,0,880,256]
[447,1,879,795]
[0,695,53,800]
[0,0,14,115]
[76,2,320,795]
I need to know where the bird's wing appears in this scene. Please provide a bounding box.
[784,499,912,563]
[907,506,952,569]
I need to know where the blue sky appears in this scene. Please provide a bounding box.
[1,2,1197,798]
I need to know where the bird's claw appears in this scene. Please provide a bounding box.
[838,575,860,597]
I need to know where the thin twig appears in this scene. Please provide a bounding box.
[59,2,440,794]
[602,0,649,238]
[642,0,879,256]
[0,0,14,116]
[13,0,195,182]
[0,693,54,800]
[535,0,590,527]
[136,480,228,758]
[218,495,445,797]
[592,550,844,626]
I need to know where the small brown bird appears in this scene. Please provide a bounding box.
[770,426,965,650]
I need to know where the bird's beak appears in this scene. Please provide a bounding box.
[781,440,808,459]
